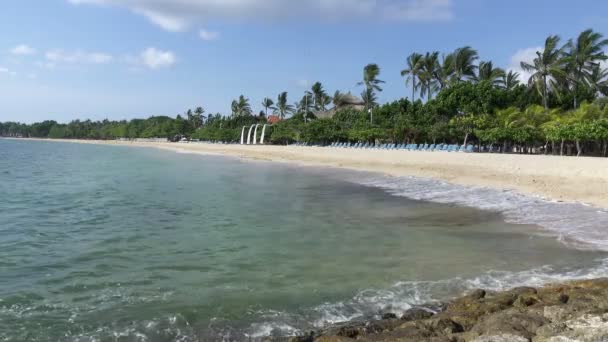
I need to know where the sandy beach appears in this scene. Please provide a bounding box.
[20,138,608,209]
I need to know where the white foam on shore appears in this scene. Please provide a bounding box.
[246,257,608,336]
[349,174,608,252]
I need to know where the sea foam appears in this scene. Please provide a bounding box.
[348,174,608,252]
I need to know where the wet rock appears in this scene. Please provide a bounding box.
[401,308,434,322]
[468,289,487,300]
[469,309,548,340]
[428,318,464,335]
[382,312,398,320]
[471,334,528,342]
[308,278,608,342]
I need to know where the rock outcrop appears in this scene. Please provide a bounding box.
[275,278,608,342]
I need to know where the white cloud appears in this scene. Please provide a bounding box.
[10,44,37,56]
[507,46,541,84]
[130,47,176,70]
[67,0,454,31]
[45,49,114,64]
[199,29,220,41]
[0,67,17,76]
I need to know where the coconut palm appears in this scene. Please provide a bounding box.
[193,106,205,128]
[231,95,252,117]
[401,53,424,101]
[262,98,275,117]
[521,35,568,110]
[361,88,378,110]
[358,64,384,103]
[588,64,608,96]
[450,46,479,83]
[475,61,506,87]
[418,52,441,100]
[332,90,345,108]
[275,92,294,119]
[297,91,314,116]
[311,82,331,111]
[433,53,455,90]
[564,29,608,108]
[503,70,521,91]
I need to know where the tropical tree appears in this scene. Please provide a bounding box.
[311,82,330,111]
[359,63,384,100]
[361,87,378,110]
[419,52,441,100]
[232,95,252,117]
[588,64,608,96]
[434,53,455,90]
[564,29,608,108]
[262,98,275,117]
[275,92,294,119]
[503,70,521,91]
[401,53,424,101]
[192,106,205,128]
[476,61,505,87]
[520,35,568,110]
[450,46,479,83]
[332,90,345,108]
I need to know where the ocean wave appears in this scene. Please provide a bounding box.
[245,257,608,338]
[348,174,608,251]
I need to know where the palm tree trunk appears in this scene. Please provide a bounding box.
[560,139,565,156]
[412,79,416,102]
[576,140,582,157]
[543,75,548,110]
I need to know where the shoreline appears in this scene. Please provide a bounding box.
[301,278,608,341]
[9,137,608,209]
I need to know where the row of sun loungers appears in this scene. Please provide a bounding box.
[328,142,475,153]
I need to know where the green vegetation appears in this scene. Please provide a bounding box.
[3,29,608,157]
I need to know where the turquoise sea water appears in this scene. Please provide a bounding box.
[1,139,607,341]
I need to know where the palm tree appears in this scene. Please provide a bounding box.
[193,106,205,128]
[275,92,294,119]
[503,70,521,91]
[450,46,479,83]
[358,64,384,108]
[311,82,330,111]
[361,87,377,110]
[232,95,252,117]
[262,98,275,117]
[419,52,440,100]
[433,53,454,90]
[297,91,314,116]
[332,90,345,108]
[588,64,608,96]
[564,29,608,108]
[520,35,568,110]
[401,53,424,101]
[476,61,506,87]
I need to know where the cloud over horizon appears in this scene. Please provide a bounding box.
[68,0,453,31]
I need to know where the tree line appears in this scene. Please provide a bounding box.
[2,29,608,156]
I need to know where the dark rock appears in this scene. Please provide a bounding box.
[558,293,570,304]
[468,289,487,300]
[470,309,548,340]
[401,308,434,322]
[381,313,398,320]
[428,318,464,334]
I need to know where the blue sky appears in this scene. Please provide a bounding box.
[1,0,607,123]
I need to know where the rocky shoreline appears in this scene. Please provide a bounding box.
[274,278,608,342]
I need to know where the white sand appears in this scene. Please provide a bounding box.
[19,139,608,208]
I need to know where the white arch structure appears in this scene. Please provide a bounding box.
[260,125,269,144]
[240,126,248,145]
[240,124,271,145]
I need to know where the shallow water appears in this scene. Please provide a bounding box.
[1,139,607,341]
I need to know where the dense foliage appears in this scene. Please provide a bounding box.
[3,29,608,157]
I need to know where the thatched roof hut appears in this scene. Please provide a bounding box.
[316,93,365,119]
